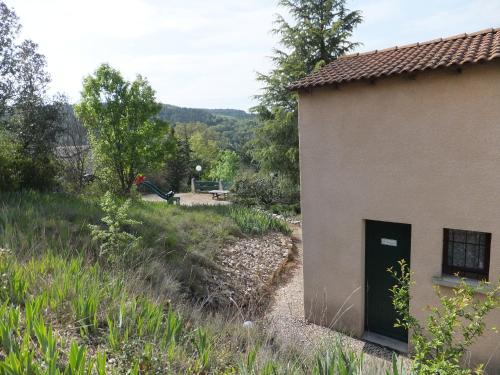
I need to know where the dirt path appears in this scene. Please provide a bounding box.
[265,225,404,371]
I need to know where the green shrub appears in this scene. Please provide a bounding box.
[389,260,500,375]
[231,173,300,213]
[0,131,61,192]
[89,192,142,262]
[17,155,62,192]
[0,131,21,191]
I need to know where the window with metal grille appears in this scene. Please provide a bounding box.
[442,229,491,281]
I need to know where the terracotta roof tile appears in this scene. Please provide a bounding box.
[290,28,500,90]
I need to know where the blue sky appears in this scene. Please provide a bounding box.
[7,0,500,110]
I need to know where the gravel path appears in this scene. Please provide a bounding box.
[142,192,231,206]
[265,225,408,372]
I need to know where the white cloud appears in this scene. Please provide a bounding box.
[351,0,500,53]
[5,0,500,109]
[5,0,279,109]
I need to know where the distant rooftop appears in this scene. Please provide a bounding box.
[290,27,500,90]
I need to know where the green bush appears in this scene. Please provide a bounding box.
[89,191,142,263]
[17,155,61,191]
[389,260,500,375]
[0,131,21,191]
[0,131,61,192]
[231,173,300,213]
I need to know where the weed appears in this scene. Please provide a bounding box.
[89,191,142,262]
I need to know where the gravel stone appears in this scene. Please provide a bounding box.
[206,232,294,310]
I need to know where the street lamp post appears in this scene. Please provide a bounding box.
[191,165,203,193]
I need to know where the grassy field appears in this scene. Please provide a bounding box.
[0,191,290,303]
[0,191,407,374]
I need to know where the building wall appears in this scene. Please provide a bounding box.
[298,61,500,371]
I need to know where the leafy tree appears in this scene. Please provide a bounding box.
[252,109,299,183]
[165,130,192,192]
[1,1,50,115]
[211,117,258,156]
[11,98,65,190]
[253,0,362,183]
[75,64,174,195]
[0,1,64,191]
[8,95,64,159]
[0,130,20,190]
[208,150,239,182]
[189,130,220,179]
[0,1,18,115]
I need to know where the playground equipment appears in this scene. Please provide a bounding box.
[138,180,180,204]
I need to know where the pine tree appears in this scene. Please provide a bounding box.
[253,0,362,183]
[166,128,192,192]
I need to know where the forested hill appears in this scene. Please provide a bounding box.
[158,104,253,125]
[59,103,258,155]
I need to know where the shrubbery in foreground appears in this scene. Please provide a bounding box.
[390,260,500,375]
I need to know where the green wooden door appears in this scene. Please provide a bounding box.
[365,220,411,342]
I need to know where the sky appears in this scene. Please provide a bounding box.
[6,0,500,111]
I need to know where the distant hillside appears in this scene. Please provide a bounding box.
[57,103,258,153]
[158,104,253,125]
[157,104,258,154]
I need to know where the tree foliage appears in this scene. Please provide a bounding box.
[208,150,239,182]
[0,1,64,191]
[252,0,362,183]
[0,1,20,115]
[256,0,362,112]
[188,129,220,179]
[251,109,299,182]
[75,64,174,195]
[165,130,192,192]
[0,130,20,190]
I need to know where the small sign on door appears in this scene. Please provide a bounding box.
[381,238,398,247]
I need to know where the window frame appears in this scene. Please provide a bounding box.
[442,228,491,281]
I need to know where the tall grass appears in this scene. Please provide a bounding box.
[0,248,409,373]
[0,192,409,373]
[0,191,290,306]
[226,206,292,235]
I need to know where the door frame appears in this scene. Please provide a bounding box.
[363,219,412,347]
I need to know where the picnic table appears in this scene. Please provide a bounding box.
[209,189,230,200]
